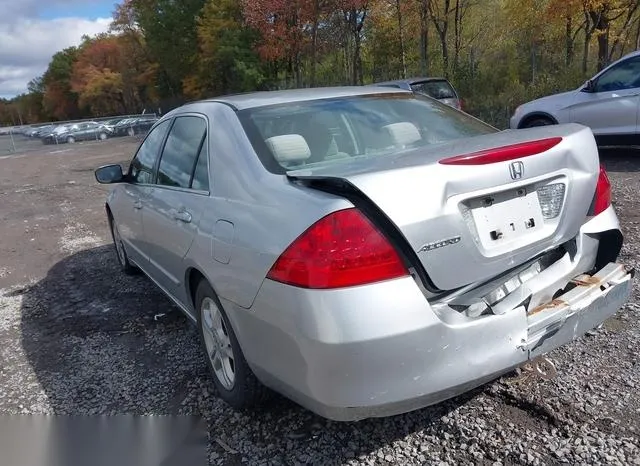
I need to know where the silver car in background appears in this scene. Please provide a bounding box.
[510,50,640,147]
[95,87,633,421]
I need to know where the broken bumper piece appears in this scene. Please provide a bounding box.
[525,262,634,358]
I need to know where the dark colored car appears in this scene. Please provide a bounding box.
[41,124,79,144]
[61,122,114,143]
[374,77,463,110]
[100,118,126,132]
[24,124,54,137]
[113,116,159,137]
[42,122,112,144]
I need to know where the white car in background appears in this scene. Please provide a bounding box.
[510,50,640,147]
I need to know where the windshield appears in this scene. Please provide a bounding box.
[238,93,494,173]
[411,80,457,100]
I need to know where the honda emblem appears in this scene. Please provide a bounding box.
[509,161,524,180]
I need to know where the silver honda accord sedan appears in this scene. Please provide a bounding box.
[95,87,634,421]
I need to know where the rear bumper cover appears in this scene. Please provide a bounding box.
[227,211,633,421]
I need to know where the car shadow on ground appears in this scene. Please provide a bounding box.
[17,244,488,462]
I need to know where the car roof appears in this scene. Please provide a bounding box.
[198,86,412,110]
[619,50,640,61]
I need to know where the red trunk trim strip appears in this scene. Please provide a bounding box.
[439,137,563,165]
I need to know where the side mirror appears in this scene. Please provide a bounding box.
[582,79,596,93]
[95,164,125,184]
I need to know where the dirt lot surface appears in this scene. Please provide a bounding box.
[0,139,638,465]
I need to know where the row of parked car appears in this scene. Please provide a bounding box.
[20,115,159,145]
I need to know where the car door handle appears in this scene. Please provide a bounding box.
[172,209,192,223]
[133,200,142,210]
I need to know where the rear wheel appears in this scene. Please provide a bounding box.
[522,117,555,128]
[66,136,75,144]
[195,280,269,409]
[108,213,138,275]
[99,132,107,141]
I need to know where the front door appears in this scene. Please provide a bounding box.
[571,55,640,136]
[140,115,209,298]
[116,119,172,265]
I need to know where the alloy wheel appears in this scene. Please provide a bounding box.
[201,297,235,390]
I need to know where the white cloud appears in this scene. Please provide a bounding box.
[0,16,111,98]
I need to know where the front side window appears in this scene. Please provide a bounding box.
[239,93,495,173]
[157,116,207,189]
[595,57,640,92]
[128,119,171,184]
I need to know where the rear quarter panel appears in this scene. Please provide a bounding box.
[182,103,352,310]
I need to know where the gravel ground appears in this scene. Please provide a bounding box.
[0,140,638,465]
[0,133,64,156]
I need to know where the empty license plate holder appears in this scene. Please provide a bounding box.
[469,188,544,249]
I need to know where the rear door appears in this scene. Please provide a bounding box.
[570,55,640,136]
[79,122,96,140]
[140,114,209,295]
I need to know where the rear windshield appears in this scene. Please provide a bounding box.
[238,93,495,173]
[411,80,457,100]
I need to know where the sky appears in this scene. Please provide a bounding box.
[0,0,117,99]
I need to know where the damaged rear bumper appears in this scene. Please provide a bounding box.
[525,262,634,358]
[233,261,633,422]
[232,207,633,421]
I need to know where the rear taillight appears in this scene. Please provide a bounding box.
[266,208,409,289]
[439,137,563,165]
[589,164,612,216]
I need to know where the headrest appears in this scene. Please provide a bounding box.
[383,122,422,147]
[265,134,311,164]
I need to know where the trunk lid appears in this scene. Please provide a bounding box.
[287,124,601,291]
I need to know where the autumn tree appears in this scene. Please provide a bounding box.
[10,0,640,130]
[42,47,82,120]
[185,0,264,98]
[125,0,207,97]
[338,0,369,84]
[242,0,318,87]
[111,0,161,110]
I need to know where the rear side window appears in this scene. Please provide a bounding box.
[157,116,207,189]
[191,141,210,191]
[411,80,457,100]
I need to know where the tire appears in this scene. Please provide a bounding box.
[99,132,107,141]
[127,127,135,137]
[522,117,555,128]
[195,280,269,410]
[67,136,76,144]
[108,213,138,275]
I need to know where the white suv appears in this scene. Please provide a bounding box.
[510,50,640,147]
